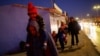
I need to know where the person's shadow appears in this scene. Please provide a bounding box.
[58,44,85,53]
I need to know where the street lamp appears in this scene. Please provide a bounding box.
[86,13,90,19]
[75,17,79,20]
[86,13,90,17]
[93,5,100,17]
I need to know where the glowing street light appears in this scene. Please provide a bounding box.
[86,13,90,17]
[93,5,100,16]
[75,17,79,20]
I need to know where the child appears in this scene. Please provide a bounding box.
[52,31,57,45]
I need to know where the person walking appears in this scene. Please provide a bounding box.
[26,2,58,56]
[51,31,57,45]
[57,22,67,51]
[68,17,81,47]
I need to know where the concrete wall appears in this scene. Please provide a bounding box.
[0,5,29,55]
[0,5,52,55]
[50,15,66,33]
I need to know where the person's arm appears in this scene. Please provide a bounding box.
[36,15,48,50]
[68,23,71,34]
[75,21,81,31]
[36,15,45,30]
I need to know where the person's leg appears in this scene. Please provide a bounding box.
[71,34,74,46]
[64,34,67,44]
[59,39,64,51]
[75,34,79,45]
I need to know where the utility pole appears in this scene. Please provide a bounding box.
[93,5,100,17]
[50,0,55,8]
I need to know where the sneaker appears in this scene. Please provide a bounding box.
[70,45,74,48]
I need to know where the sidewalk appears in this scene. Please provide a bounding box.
[58,31,100,56]
[4,31,100,56]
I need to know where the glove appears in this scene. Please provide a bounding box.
[26,43,30,47]
[43,42,47,50]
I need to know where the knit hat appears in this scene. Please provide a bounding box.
[28,2,37,14]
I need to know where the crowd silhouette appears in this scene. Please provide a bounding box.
[22,2,81,56]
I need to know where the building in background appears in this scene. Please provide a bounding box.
[0,3,68,55]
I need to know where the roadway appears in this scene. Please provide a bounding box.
[80,21,100,53]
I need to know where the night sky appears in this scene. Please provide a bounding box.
[0,0,100,18]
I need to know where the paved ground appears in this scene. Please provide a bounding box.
[4,31,100,56]
[58,31,100,56]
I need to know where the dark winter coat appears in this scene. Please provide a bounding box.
[68,21,80,34]
[26,15,58,56]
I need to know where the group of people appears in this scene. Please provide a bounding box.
[25,2,58,56]
[25,2,81,56]
[52,17,81,51]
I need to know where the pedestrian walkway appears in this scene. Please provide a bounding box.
[4,31,100,56]
[58,31,100,56]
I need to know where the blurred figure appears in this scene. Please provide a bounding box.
[51,31,57,45]
[26,2,45,56]
[63,23,68,44]
[57,22,67,51]
[26,2,58,56]
[68,17,81,47]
